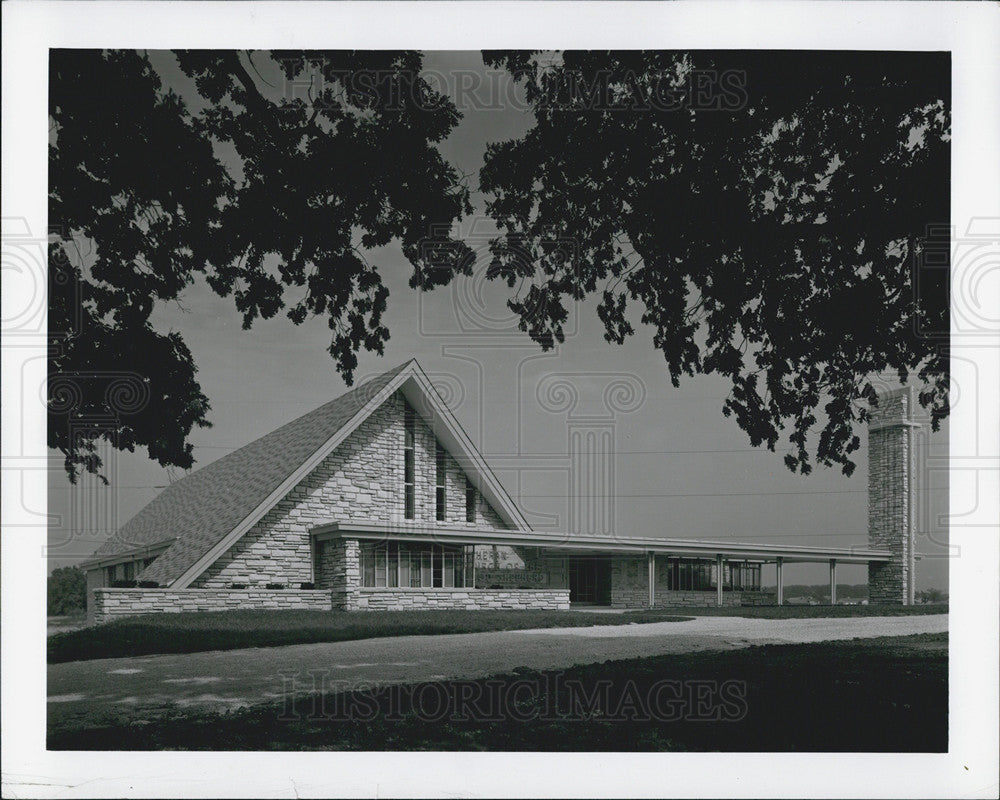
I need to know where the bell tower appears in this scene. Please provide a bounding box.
[867,386,921,604]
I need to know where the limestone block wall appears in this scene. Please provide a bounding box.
[317,538,362,610]
[352,588,570,612]
[91,588,332,624]
[193,391,511,590]
[610,556,648,607]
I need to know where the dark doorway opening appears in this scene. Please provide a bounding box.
[568,556,612,605]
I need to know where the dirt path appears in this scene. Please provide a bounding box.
[48,614,947,726]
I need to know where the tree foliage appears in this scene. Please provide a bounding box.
[48,565,87,615]
[49,50,950,481]
[49,49,471,481]
[479,51,949,474]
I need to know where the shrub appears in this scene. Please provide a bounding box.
[110,579,138,588]
[265,583,285,590]
[137,580,159,588]
[299,582,315,590]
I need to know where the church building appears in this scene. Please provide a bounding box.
[82,360,917,623]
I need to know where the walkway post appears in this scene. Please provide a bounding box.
[716,554,724,607]
[776,557,784,606]
[829,559,838,605]
[647,551,655,608]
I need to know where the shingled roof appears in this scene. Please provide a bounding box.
[86,360,413,586]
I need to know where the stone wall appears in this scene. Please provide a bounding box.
[351,588,570,612]
[192,391,512,590]
[317,538,362,610]
[610,556,657,607]
[733,591,778,607]
[91,588,332,624]
[613,587,776,609]
[867,387,916,605]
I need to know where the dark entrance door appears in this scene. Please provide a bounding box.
[568,557,612,605]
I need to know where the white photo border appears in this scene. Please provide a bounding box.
[3,2,998,798]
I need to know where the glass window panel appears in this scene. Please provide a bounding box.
[404,405,415,520]
[375,546,387,587]
[433,547,443,588]
[399,545,410,587]
[466,480,476,523]
[436,487,446,521]
[362,544,375,587]
[464,546,475,587]
[443,553,455,587]
[421,551,432,587]
[388,545,399,587]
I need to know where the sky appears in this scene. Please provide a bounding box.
[46,50,951,590]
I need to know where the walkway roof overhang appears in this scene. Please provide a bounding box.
[312,522,891,565]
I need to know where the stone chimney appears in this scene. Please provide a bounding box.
[867,386,920,604]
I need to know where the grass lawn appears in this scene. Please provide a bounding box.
[49,604,947,664]
[48,632,947,751]
[48,608,693,663]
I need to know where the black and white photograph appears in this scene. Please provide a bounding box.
[2,2,998,798]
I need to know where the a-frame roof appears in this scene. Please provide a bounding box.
[83,359,531,587]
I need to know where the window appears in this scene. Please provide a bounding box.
[404,405,415,519]
[727,561,761,591]
[693,562,712,591]
[465,477,476,523]
[663,558,717,591]
[435,441,446,521]
[123,561,135,581]
[360,542,475,588]
[679,560,693,590]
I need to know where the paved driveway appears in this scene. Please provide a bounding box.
[49,614,947,726]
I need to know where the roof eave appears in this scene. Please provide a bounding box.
[77,538,177,570]
[312,522,892,564]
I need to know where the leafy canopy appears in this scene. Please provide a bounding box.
[49,50,949,481]
[49,50,472,481]
[479,51,949,475]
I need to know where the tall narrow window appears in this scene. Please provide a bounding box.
[465,477,476,523]
[404,405,415,519]
[435,441,446,521]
